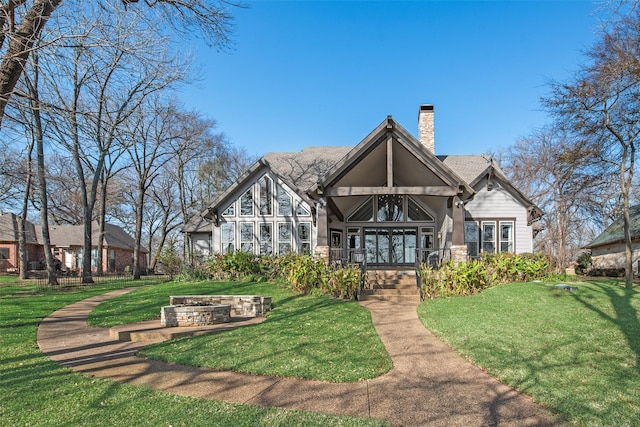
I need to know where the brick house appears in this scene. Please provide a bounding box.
[0,213,147,273]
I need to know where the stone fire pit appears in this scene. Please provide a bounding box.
[161,295,272,327]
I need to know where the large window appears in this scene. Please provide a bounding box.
[297,222,311,254]
[278,222,292,254]
[259,176,273,216]
[221,223,235,253]
[240,188,254,216]
[240,223,254,253]
[465,222,479,257]
[0,248,8,259]
[348,196,433,223]
[259,223,273,255]
[277,186,292,216]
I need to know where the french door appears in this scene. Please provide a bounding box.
[364,228,417,266]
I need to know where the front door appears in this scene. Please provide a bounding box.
[364,227,417,266]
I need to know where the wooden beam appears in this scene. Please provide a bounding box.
[326,198,344,222]
[387,134,393,188]
[323,186,460,197]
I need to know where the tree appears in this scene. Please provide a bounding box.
[545,9,640,288]
[0,0,238,127]
[501,124,611,271]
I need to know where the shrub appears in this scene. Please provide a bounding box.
[419,252,550,299]
[323,265,362,299]
[156,246,183,279]
[206,251,261,280]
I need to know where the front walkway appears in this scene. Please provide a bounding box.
[37,288,563,426]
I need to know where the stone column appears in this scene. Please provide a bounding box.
[451,196,468,263]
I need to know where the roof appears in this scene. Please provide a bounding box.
[0,213,40,244]
[182,215,213,234]
[585,204,640,248]
[0,214,146,253]
[264,146,352,193]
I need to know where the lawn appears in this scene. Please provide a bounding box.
[417,279,640,427]
[89,280,392,382]
[0,276,389,426]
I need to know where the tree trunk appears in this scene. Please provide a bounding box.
[19,142,33,279]
[0,0,62,127]
[132,185,145,280]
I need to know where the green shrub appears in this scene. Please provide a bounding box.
[283,254,327,293]
[323,265,362,299]
[419,252,550,299]
[207,251,262,280]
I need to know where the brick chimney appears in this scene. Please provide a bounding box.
[418,104,435,153]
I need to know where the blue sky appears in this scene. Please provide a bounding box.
[178,1,601,158]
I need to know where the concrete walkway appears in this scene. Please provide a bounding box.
[37,288,564,426]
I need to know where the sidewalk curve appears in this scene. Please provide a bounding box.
[37,288,564,426]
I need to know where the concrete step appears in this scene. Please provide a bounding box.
[359,293,421,303]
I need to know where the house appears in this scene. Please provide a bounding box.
[0,213,44,271]
[0,213,147,273]
[584,204,640,277]
[189,105,543,268]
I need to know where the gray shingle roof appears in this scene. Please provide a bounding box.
[264,146,353,192]
[0,213,40,244]
[585,204,640,248]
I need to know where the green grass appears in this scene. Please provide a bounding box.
[417,279,640,427]
[0,276,389,426]
[91,280,393,382]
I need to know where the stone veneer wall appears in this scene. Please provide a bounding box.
[590,242,640,276]
[169,295,272,317]
[161,304,231,327]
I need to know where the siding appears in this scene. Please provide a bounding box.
[464,182,533,254]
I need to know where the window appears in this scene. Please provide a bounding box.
[259,176,273,216]
[278,222,292,254]
[240,187,254,216]
[500,221,514,252]
[221,223,235,254]
[348,197,374,222]
[240,223,254,253]
[482,221,496,253]
[0,247,9,259]
[421,227,434,250]
[465,220,515,255]
[76,249,83,269]
[377,195,404,222]
[408,198,434,221]
[259,223,273,255]
[297,222,311,254]
[465,221,479,257]
[277,186,292,216]
[222,203,235,216]
[296,203,310,216]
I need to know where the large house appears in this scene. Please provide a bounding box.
[584,204,640,277]
[185,105,543,268]
[0,213,147,273]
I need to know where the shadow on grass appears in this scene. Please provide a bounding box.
[570,279,639,372]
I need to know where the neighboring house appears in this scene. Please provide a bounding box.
[0,213,44,271]
[584,204,640,277]
[188,105,543,268]
[182,215,213,260]
[0,213,147,273]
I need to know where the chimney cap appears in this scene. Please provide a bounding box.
[420,104,434,111]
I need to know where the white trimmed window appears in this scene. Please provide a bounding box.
[296,203,310,216]
[277,186,292,216]
[278,222,292,254]
[297,222,311,254]
[221,223,235,254]
[500,221,514,252]
[259,223,273,255]
[465,221,479,257]
[240,223,254,253]
[222,202,235,216]
[259,176,273,216]
[482,221,497,253]
[240,187,254,216]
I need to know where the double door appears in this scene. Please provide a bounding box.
[364,227,417,266]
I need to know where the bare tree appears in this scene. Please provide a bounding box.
[501,124,611,271]
[545,9,640,287]
[0,0,238,127]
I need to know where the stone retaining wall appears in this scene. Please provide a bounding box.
[169,295,272,317]
[161,304,231,327]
